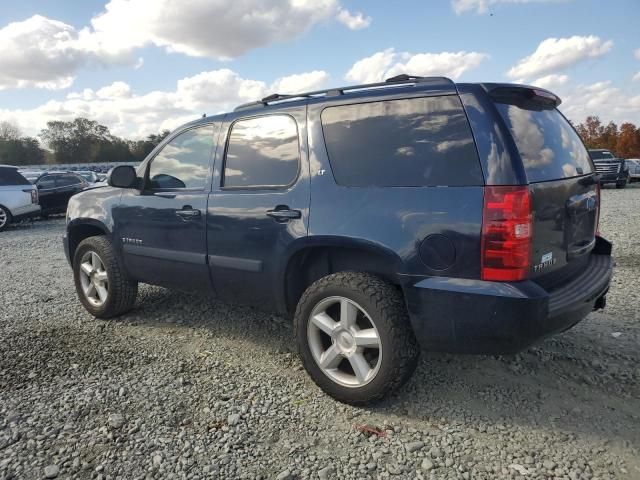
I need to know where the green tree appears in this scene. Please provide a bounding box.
[39,118,112,164]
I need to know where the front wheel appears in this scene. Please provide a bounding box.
[295,272,419,404]
[73,236,138,319]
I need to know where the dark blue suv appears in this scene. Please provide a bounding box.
[64,75,613,404]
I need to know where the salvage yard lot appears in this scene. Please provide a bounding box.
[1,186,639,480]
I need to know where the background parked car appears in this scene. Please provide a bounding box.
[588,149,630,189]
[35,172,88,218]
[0,165,40,231]
[626,159,640,182]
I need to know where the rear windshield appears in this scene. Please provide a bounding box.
[495,103,593,183]
[589,150,615,160]
[0,167,31,186]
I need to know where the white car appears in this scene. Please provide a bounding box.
[0,165,41,231]
[626,159,640,182]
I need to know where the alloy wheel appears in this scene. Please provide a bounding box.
[307,296,382,388]
[78,251,109,307]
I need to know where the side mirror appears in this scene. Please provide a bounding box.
[108,165,138,189]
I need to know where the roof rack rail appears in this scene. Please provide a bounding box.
[234,74,454,111]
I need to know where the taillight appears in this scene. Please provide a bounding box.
[595,182,601,236]
[481,186,532,282]
[31,188,38,204]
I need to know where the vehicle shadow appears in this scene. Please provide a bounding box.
[116,285,640,447]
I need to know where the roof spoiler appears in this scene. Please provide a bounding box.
[486,84,561,108]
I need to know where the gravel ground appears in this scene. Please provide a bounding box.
[1,185,639,480]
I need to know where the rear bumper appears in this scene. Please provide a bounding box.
[402,238,613,355]
[12,204,41,222]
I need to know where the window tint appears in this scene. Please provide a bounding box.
[36,176,56,189]
[56,174,83,187]
[495,103,593,182]
[223,115,299,188]
[320,96,482,187]
[0,167,30,186]
[148,125,215,189]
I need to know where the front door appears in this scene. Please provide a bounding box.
[207,107,310,312]
[115,123,219,292]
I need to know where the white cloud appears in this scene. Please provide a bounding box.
[346,48,487,83]
[270,71,329,94]
[336,8,371,30]
[635,48,640,60]
[0,69,329,139]
[0,2,368,91]
[87,0,347,59]
[634,72,640,82]
[452,0,568,14]
[531,74,569,90]
[558,81,640,125]
[507,35,613,80]
[0,15,134,90]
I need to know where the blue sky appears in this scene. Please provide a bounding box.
[0,0,638,138]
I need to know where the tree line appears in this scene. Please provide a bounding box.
[1,115,640,167]
[0,118,169,166]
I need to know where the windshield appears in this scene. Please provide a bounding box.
[495,103,593,182]
[589,150,615,160]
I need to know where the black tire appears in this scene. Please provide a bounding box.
[73,236,138,319]
[295,272,419,405]
[616,180,627,189]
[0,205,12,232]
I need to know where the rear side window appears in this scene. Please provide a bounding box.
[37,176,56,189]
[223,115,300,188]
[495,103,593,182]
[320,96,483,187]
[0,167,30,186]
[56,174,83,187]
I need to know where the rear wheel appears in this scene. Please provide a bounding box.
[73,236,138,319]
[295,272,419,404]
[0,205,11,232]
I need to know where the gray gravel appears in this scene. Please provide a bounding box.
[1,185,639,480]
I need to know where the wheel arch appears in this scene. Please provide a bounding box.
[67,219,111,261]
[281,237,404,315]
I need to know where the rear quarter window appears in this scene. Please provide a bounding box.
[495,103,593,182]
[320,96,483,187]
[0,167,30,186]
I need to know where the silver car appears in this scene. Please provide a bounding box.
[0,165,41,231]
[626,159,640,182]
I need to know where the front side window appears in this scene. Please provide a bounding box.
[148,125,215,190]
[223,115,300,188]
[320,96,483,187]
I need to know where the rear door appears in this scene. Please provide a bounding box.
[207,107,309,311]
[54,174,86,211]
[493,98,598,286]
